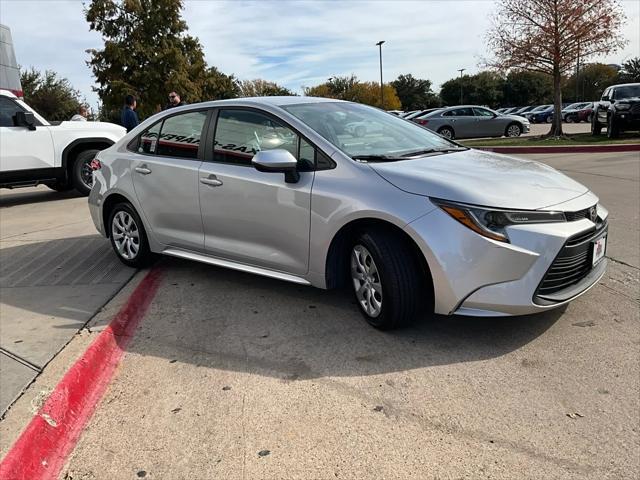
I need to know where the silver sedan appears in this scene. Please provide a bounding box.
[417,105,530,140]
[89,97,606,330]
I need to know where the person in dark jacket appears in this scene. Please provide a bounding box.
[164,91,186,110]
[121,94,139,132]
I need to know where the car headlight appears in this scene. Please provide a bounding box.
[431,199,566,243]
[616,103,631,110]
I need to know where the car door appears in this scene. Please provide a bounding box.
[445,107,476,138]
[198,108,313,275]
[472,107,504,137]
[129,109,208,251]
[0,96,54,174]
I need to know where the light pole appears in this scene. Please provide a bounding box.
[376,40,385,107]
[457,68,466,105]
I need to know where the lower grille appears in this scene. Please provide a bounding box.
[564,205,595,222]
[535,223,607,299]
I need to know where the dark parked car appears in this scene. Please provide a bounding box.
[561,102,592,122]
[530,105,555,123]
[592,83,640,138]
[575,103,595,123]
[514,106,536,116]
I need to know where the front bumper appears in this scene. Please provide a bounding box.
[404,194,607,317]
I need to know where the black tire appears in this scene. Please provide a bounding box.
[349,229,426,330]
[108,202,155,268]
[591,115,602,136]
[586,113,593,123]
[437,126,455,140]
[505,122,522,137]
[545,115,553,123]
[607,115,619,139]
[565,115,574,123]
[71,149,100,196]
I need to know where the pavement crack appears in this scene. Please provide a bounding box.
[606,255,639,271]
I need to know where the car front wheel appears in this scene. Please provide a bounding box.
[72,149,100,196]
[505,123,522,137]
[349,230,425,329]
[108,203,154,268]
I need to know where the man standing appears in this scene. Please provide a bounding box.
[165,91,186,110]
[70,105,88,121]
[121,94,139,132]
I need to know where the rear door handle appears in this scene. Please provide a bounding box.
[135,165,152,175]
[200,175,223,187]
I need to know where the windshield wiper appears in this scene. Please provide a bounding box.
[400,147,468,157]
[351,154,404,162]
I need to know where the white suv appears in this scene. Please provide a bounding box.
[0,89,125,194]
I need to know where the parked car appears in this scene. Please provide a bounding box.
[387,110,404,116]
[523,105,549,121]
[561,102,592,122]
[411,108,443,126]
[400,110,420,118]
[530,105,555,123]
[513,106,535,116]
[403,109,436,120]
[90,97,607,330]
[592,83,640,138]
[495,108,508,114]
[417,105,529,139]
[575,103,595,123]
[501,107,520,114]
[0,89,126,194]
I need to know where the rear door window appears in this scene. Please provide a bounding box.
[156,111,207,159]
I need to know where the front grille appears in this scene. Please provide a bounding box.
[564,206,593,222]
[536,223,607,297]
[630,103,640,114]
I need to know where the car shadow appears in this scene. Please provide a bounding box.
[0,187,83,208]
[123,257,565,379]
[0,237,565,379]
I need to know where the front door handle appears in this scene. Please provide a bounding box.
[135,165,152,175]
[200,175,223,187]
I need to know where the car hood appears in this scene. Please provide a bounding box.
[369,149,589,210]
[52,121,126,135]
[501,114,529,122]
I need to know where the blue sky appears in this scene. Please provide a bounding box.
[1,0,639,111]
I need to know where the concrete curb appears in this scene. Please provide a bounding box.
[471,143,640,154]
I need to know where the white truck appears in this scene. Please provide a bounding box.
[0,89,126,195]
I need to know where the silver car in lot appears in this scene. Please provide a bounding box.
[89,97,608,329]
[420,105,530,140]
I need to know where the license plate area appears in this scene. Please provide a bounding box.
[592,235,606,266]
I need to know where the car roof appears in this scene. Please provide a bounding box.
[0,89,18,99]
[201,96,345,108]
[611,83,640,88]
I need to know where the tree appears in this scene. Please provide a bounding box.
[20,67,83,121]
[564,63,618,102]
[85,0,238,121]
[485,0,627,136]
[303,75,401,110]
[390,74,439,110]
[502,70,553,106]
[619,57,640,83]
[439,71,505,108]
[239,79,295,97]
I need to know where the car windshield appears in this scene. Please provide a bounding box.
[282,101,462,159]
[613,85,640,99]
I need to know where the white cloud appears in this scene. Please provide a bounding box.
[1,0,638,111]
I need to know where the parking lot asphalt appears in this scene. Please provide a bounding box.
[0,151,638,479]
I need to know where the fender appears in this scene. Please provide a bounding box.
[60,137,115,172]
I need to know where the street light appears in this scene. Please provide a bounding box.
[457,68,466,105]
[376,40,385,106]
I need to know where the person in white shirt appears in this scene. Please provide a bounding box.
[70,105,88,121]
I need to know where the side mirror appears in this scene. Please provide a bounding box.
[601,95,610,102]
[252,149,300,184]
[15,111,36,130]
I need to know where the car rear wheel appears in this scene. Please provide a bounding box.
[72,149,100,196]
[565,115,574,123]
[505,123,522,137]
[108,203,154,268]
[349,230,424,330]
[545,115,553,123]
[437,126,454,140]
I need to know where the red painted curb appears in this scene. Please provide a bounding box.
[0,267,164,480]
[473,143,640,154]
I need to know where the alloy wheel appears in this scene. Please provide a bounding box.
[506,124,521,137]
[111,211,140,260]
[351,245,383,318]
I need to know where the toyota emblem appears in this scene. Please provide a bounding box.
[589,206,597,223]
